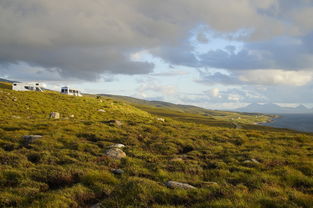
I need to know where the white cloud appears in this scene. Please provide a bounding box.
[239,69,313,86]
[210,88,221,98]
[228,94,241,101]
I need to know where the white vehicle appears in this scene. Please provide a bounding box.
[61,86,82,96]
[12,82,43,92]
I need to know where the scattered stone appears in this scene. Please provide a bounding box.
[105,148,126,160]
[165,181,196,189]
[156,118,165,122]
[104,120,123,127]
[251,158,260,164]
[12,115,21,119]
[112,169,124,175]
[202,182,219,187]
[98,109,106,112]
[50,112,60,119]
[243,158,260,164]
[109,143,125,149]
[23,135,43,144]
[70,114,75,118]
[12,97,18,102]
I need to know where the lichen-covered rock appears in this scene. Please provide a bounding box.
[105,148,126,160]
[165,181,196,189]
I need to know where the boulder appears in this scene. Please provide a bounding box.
[109,143,125,149]
[23,135,43,144]
[50,112,60,119]
[165,181,196,189]
[112,169,124,175]
[105,148,126,160]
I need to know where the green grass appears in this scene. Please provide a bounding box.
[0,83,312,208]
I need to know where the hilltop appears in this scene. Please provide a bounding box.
[0,81,313,208]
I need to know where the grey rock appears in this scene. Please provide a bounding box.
[165,181,196,189]
[112,169,124,175]
[50,112,60,119]
[105,148,126,160]
[98,109,106,112]
[23,135,43,144]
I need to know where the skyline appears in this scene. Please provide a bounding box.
[1,0,313,109]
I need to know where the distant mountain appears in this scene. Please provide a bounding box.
[236,103,313,114]
[0,78,15,83]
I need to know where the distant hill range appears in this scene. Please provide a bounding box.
[0,78,15,83]
[236,103,313,114]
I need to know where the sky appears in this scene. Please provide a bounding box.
[1,0,313,110]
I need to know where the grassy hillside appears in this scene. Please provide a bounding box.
[99,94,273,126]
[0,84,313,208]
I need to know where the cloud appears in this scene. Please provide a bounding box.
[239,69,313,86]
[1,0,312,81]
[197,69,313,87]
[210,88,221,98]
[136,79,177,97]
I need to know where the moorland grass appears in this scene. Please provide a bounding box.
[0,84,312,207]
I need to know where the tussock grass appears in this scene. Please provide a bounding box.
[0,85,312,207]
